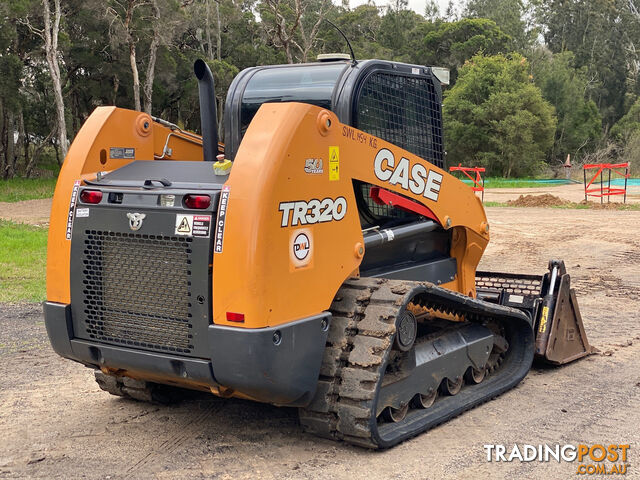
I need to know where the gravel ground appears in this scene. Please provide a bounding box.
[1,206,639,479]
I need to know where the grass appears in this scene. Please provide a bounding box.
[457,177,576,189]
[0,177,57,202]
[0,220,48,302]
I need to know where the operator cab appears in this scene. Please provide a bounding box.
[224,58,445,170]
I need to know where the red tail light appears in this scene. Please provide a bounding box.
[80,189,103,204]
[184,194,211,209]
[226,312,245,323]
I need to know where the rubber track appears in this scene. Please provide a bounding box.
[94,371,180,403]
[298,277,534,449]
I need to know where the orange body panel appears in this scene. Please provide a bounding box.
[46,107,203,304]
[47,104,488,332]
[213,103,489,328]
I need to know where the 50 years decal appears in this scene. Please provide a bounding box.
[279,197,347,227]
[374,148,443,201]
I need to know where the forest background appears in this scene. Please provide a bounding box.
[2,0,640,178]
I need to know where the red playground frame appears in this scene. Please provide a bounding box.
[583,163,630,203]
[449,164,486,201]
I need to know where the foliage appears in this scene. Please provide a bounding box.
[617,131,640,176]
[531,50,602,163]
[611,99,640,141]
[3,0,640,179]
[465,0,529,49]
[535,0,636,128]
[444,54,556,177]
[414,18,512,83]
[0,220,48,302]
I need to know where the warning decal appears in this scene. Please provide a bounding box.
[65,180,81,240]
[177,216,191,233]
[329,146,339,181]
[214,185,230,253]
[175,214,211,237]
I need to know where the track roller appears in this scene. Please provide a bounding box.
[465,366,486,384]
[299,277,534,449]
[442,376,463,395]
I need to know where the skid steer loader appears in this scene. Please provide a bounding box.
[44,57,593,448]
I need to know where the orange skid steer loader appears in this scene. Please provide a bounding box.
[44,58,593,448]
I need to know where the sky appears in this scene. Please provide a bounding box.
[345,0,462,16]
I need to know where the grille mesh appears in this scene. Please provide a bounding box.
[81,230,194,354]
[359,183,418,221]
[356,72,444,168]
[475,274,542,296]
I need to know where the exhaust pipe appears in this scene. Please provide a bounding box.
[194,59,218,162]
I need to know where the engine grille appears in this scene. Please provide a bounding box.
[81,230,194,354]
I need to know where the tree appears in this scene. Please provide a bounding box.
[259,0,335,63]
[531,50,602,163]
[259,0,302,63]
[378,0,424,58]
[106,0,185,114]
[536,0,634,127]
[444,54,556,177]
[20,0,69,159]
[611,97,640,140]
[413,18,511,84]
[466,0,530,50]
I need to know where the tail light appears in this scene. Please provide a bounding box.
[226,312,245,323]
[80,189,103,204]
[184,194,211,209]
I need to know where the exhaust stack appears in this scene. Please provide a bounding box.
[194,59,218,162]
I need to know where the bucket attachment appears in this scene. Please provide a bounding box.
[476,259,594,366]
[534,260,594,365]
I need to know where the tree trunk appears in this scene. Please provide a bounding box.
[21,110,30,172]
[112,74,120,104]
[129,42,141,111]
[16,108,24,171]
[124,0,141,111]
[53,137,60,166]
[217,97,224,141]
[26,128,55,178]
[216,0,221,61]
[43,0,68,159]
[143,0,160,114]
[5,111,15,179]
[0,100,5,176]
[206,0,214,59]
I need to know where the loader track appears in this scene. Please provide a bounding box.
[298,277,534,449]
[94,371,182,404]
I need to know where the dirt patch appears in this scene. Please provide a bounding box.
[507,194,569,207]
[0,198,51,226]
[505,194,637,210]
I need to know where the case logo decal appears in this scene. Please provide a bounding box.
[127,212,146,231]
[279,196,347,227]
[374,148,442,201]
